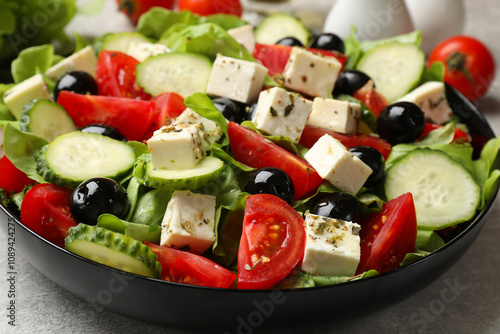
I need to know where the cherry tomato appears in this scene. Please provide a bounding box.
[351,80,388,117]
[299,125,392,160]
[177,0,243,17]
[95,50,151,100]
[57,91,155,141]
[428,35,495,102]
[140,92,186,141]
[144,241,237,288]
[20,184,78,248]
[0,155,35,193]
[116,0,176,24]
[237,194,306,289]
[227,122,324,199]
[356,192,417,275]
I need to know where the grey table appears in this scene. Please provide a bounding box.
[1,0,500,333]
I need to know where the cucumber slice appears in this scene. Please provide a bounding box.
[102,32,151,53]
[136,155,224,190]
[384,148,481,230]
[36,132,135,188]
[65,224,161,278]
[19,99,77,142]
[255,13,311,46]
[356,43,425,102]
[136,52,212,98]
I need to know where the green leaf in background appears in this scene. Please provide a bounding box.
[0,8,16,34]
[137,8,200,40]
[11,44,54,83]
[77,0,105,16]
[73,32,91,52]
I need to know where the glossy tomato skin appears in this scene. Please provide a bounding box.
[237,194,306,290]
[116,0,176,24]
[428,35,495,101]
[140,92,185,141]
[0,155,35,193]
[20,184,78,248]
[177,0,243,17]
[228,122,324,199]
[144,241,237,288]
[351,80,388,117]
[356,193,417,275]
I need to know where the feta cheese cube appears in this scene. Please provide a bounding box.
[160,190,216,255]
[301,212,361,277]
[3,74,52,120]
[206,54,268,104]
[304,134,372,194]
[174,108,222,144]
[227,25,256,54]
[307,98,362,135]
[283,47,342,98]
[45,46,97,82]
[147,123,209,170]
[252,87,313,143]
[126,42,170,62]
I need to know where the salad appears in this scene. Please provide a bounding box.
[1,8,499,291]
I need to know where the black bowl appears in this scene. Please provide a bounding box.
[0,86,498,333]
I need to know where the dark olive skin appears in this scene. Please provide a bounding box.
[80,124,127,142]
[243,167,295,204]
[276,37,304,47]
[311,192,363,225]
[333,70,372,96]
[349,146,385,188]
[212,97,249,124]
[377,102,426,145]
[310,33,345,53]
[53,71,98,101]
[70,178,130,226]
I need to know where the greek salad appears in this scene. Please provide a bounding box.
[1,8,500,290]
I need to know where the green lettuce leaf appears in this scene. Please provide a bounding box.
[129,188,173,226]
[416,229,446,252]
[11,44,55,83]
[0,83,15,120]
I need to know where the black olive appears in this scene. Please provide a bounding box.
[276,37,304,47]
[311,192,362,225]
[349,146,385,188]
[212,97,249,124]
[377,102,425,145]
[53,71,98,101]
[333,70,372,96]
[80,124,127,142]
[243,167,294,204]
[309,33,345,54]
[70,178,130,225]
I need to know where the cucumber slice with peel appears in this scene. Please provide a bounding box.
[384,148,480,230]
[255,13,311,46]
[65,224,161,278]
[102,32,151,53]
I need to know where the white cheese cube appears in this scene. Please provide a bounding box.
[126,42,170,62]
[3,74,52,120]
[227,25,256,54]
[304,134,372,195]
[147,123,209,170]
[206,54,268,104]
[283,47,342,98]
[396,81,453,124]
[307,98,362,135]
[301,212,361,277]
[174,108,222,144]
[160,190,216,255]
[252,87,313,143]
[45,46,97,82]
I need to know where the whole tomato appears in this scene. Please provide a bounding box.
[177,0,243,17]
[428,35,495,102]
[116,0,176,24]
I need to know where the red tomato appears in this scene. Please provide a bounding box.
[177,0,242,17]
[144,241,237,288]
[20,184,78,248]
[356,192,417,275]
[116,0,176,24]
[57,91,155,141]
[95,50,151,100]
[418,123,470,143]
[0,155,35,193]
[428,35,495,102]
[237,194,306,289]
[140,92,186,141]
[227,122,324,199]
[253,43,347,78]
[351,80,388,117]
[299,125,392,160]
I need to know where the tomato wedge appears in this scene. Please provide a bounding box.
[299,125,392,160]
[144,241,237,288]
[20,184,78,248]
[228,122,324,199]
[351,80,388,117]
[57,91,155,141]
[356,193,417,275]
[141,92,186,141]
[0,155,35,193]
[237,194,306,289]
